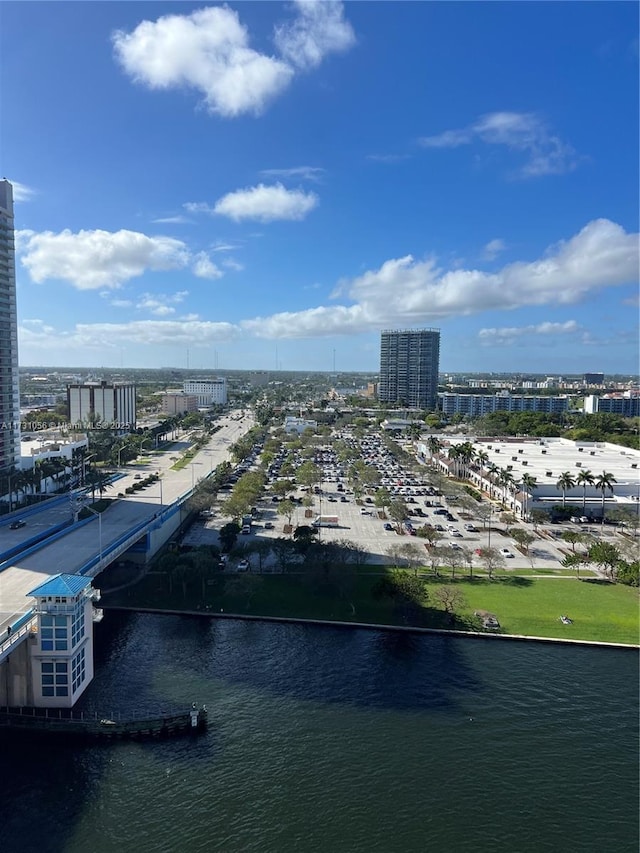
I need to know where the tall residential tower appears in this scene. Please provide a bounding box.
[0,180,20,473]
[379,328,440,410]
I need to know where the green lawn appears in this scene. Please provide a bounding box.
[101,568,639,646]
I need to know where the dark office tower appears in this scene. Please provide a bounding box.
[379,329,440,410]
[0,180,20,474]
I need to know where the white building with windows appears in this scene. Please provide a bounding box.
[283,416,317,434]
[68,381,136,431]
[28,574,98,708]
[183,378,227,407]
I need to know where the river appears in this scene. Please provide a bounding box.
[2,612,638,853]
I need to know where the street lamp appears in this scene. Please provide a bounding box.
[190,462,203,489]
[116,445,129,467]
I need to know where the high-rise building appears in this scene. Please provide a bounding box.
[0,180,20,474]
[379,329,440,410]
[67,381,136,430]
[584,373,605,386]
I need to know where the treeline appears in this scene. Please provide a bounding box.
[473,411,639,449]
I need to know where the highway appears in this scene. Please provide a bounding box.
[0,410,254,641]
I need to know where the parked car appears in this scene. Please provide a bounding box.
[500,548,514,558]
[241,526,251,535]
[383,522,393,531]
[9,519,26,529]
[264,521,274,530]
[237,559,250,571]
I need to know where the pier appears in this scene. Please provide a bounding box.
[0,703,208,741]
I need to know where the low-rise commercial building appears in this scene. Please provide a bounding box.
[161,393,198,416]
[420,435,640,519]
[283,416,317,434]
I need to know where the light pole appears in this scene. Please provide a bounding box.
[190,462,203,489]
[116,445,129,467]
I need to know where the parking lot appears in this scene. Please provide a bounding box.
[183,425,576,571]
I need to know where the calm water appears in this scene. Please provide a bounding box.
[1,613,638,853]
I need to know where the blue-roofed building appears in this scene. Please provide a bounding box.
[27,573,100,708]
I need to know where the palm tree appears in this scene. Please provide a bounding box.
[576,469,595,515]
[474,450,490,471]
[498,469,515,509]
[595,471,617,525]
[556,472,576,508]
[457,442,475,480]
[520,474,537,520]
[447,445,461,478]
[426,436,443,463]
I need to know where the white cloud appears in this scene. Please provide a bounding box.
[478,320,580,345]
[211,241,241,252]
[110,299,134,309]
[19,319,240,350]
[184,202,216,214]
[136,290,189,316]
[17,228,191,290]
[482,238,507,261]
[9,180,37,202]
[192,252,224,279]
[213,183,318,222]
[152,215,191,224]
[366,153,411,164]
[112,6,293,118]
[420,111,579,178]
[274,0,355,70]
[260,166,325,182]
[221,258,244,272]
[241,218,639,338]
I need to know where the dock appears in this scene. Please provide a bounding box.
[0,704,208,741]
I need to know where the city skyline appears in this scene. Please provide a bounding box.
[3,2,639,373]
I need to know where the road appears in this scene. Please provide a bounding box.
[0,410,254,636]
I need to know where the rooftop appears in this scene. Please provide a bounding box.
[28,574,92,598]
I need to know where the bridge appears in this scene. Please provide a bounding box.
[0,411,254,668]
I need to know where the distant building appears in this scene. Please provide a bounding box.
[379,329,440,410]
[183,378,227,407]
[0,180,21,473]
[67,382,136,431]
[584,394,640,417]
[161,393,199,416]
[283,416,317,434]
[438,392,570,417]
[584,373,605,386]
[246,372,271,388]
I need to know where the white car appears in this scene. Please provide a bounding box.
[449,542,462,550]
[500,548,514,558]
[237,559,250,571]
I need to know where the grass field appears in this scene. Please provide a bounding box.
[101,566,639,646]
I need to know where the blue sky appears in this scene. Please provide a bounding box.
[3,1,639,373]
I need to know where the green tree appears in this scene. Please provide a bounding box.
[508,527,536,555]
[576,469,595,515]
[556,472,576,508]
[372,570,429,624]
[595,471,617,525]
[587,541,621,579]
[219,522,241,553]
[530,508,550,531]
[388,498,409,532]
[561,530,583,553]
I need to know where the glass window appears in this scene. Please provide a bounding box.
[55,640,67,651]
[42,687,54,697]
[41,662,54,674]
[41,616,53,627]
[54,628,67,639]
[55,616,66,626]
[55,662,67,673]
[42,675,54,686]
[41,640,53,651]
[56,686,68,697]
